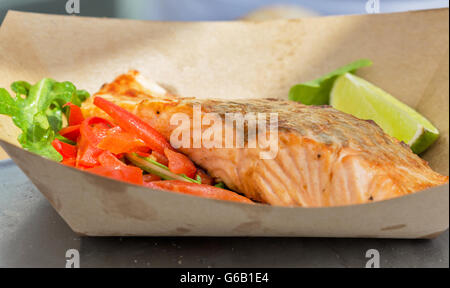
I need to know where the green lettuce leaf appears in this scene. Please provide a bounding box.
[0,88,19,116]
[0,79,90,161]
[72,89,90,107]
[11,81,31,97]
[289,59,372,105]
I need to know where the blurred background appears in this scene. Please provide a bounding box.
[1,0,449,23]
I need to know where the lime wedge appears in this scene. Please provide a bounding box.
[330,73,439,154]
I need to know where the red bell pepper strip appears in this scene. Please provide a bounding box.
[98,150,125,169]
[87,166,143,185]
[164,148,197,178]
[76,117,113,167]
[151,150,169,166]
[64,103,85,126]
[61,158,77,167]
[145,180,253,204]
[97,126,149,155]
[87,150,144,184]
[93,97,172,154]
[80,117,114,143]
[59,124,81,142]
[143,174,161,182]
[135,151,169,166]
[52,139,77,160]
[195,169,214,186]
[76,138,100,168]
[135,151,151,158]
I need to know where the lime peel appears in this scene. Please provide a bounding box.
[330,73,439,154]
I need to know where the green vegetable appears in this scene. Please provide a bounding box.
[126,153,201,184]
[214,182,227,189]
[11,81,31,96]
[289,59,372,105]
[55,134,77,146]
[0,79,90,161]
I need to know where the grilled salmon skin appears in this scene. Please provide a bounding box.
[82,71,449,207]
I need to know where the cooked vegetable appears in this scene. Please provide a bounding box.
[145,180,253,204]
[289,59,372,105]
[0,79,89,161]
[143,174,162,182]
[126,153,201,184]
[93,96,172,154]
[97,126,149,154]
[61,158,77,167]
[196,169,214,186]
[51,139,77,160]
[64,102,85,126]
[55,134,77,145]
[58,124,81,142]
[86,151,143,185]
[150,151,169,166]
[97,151,125,168]
[214,182,227,189]
[164,148,197,178]
[87,166,143,185]
[76,117,113,167]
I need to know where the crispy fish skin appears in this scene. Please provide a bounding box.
[82,71,449,207]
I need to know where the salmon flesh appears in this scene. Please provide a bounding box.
[82,71,449,207]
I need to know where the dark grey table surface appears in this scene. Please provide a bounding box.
[0,159,448,268]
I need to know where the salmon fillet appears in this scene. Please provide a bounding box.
[82,71,449,207]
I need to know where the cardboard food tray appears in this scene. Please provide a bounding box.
[0,10,448,238]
